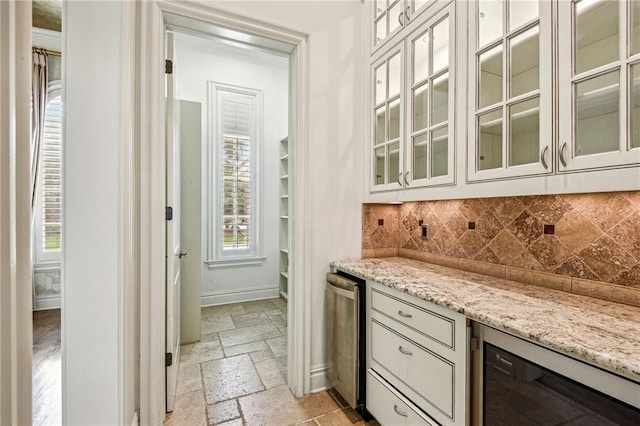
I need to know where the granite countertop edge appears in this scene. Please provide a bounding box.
[330,257,640,383]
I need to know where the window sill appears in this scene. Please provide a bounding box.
[206,257,266,269]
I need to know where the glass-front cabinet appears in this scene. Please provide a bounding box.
[371,3,456,193]
[373,0,438,50]
[557,0,640,171]
[372,43,404,191]
[468,0,552,181]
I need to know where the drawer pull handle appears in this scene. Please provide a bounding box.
[398,310,412,318]
[394,404,408,417]
[398,346,413,356]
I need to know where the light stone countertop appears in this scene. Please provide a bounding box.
[330,257,640,383]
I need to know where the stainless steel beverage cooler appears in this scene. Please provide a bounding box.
[326,272,367,416]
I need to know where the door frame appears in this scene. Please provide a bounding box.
[137,1,311,423]
[0,1,33,424]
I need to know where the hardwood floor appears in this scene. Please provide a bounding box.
[33,309,61,426]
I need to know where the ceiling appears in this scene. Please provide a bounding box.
[33,0,62,32]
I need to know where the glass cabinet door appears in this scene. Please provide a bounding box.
[374,0,409,48]
[406,4,455,187]
[557,0,640,171]
[468,0,552,181]
[372,44,405,191]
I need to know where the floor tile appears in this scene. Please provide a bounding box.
[223,340,269,358]
[231,312,270,328]
[266,335,288,358]
[207,399,240,425]
[249,348,275,363]
[254,358,286,389]
[239,386,340,426]
[274,356,288,381]
[219,323,282,347]
[165,389,207,426]
[200,332,220,342]
[202,315,236,334]
[202,354,264,403]
[216,419,244,426]
[176,363,202,394]
[314,408,357,425]
[266,310,287,328]
[202,304,246,317]
[241,299,280,314]
[180,340,225,365]
[273,297,287,311]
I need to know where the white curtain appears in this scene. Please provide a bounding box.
[31,48,48,212]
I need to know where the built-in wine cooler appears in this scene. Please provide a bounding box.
[474,325,640,425]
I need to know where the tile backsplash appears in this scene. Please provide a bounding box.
[363,192,640,289]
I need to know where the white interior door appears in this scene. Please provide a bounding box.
[165,31,182,413]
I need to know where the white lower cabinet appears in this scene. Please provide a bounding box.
[367,369,437,426]
[367,281,468,426]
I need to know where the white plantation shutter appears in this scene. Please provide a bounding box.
[37,92,62,259]
[208,83,262,264]
[222,97,251,137]
[220,92,257,255]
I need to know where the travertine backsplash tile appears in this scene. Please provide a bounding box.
[362,192,640,290]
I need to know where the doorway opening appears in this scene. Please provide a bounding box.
[31,19,63,426]
[163,21,296,422]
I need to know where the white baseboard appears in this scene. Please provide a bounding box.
[310,364,330,393]
[201,286,279,307]
[34,296,61,311]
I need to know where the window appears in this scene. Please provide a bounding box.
[34,82,62,264]
[208,82,263,266]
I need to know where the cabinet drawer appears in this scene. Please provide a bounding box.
[367,369,437,426]
[371,320,454,419]
[371,287,455,349]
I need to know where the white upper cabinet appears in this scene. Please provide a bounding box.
[406,10,456,187]
[372,43,405,191]
[467,0,553,181]
[370,2,456,194]
[373,0,439,50]
[557,0,640,172]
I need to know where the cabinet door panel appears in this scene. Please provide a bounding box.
[557,0,640,172]
[406,4,455,188]
[371,44,405,192]
[468,0,551,181]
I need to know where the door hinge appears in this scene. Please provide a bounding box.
[165,206,173,221]
[165,352,173,367]
[165,59,173,74]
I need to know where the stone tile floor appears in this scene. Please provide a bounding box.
[165,298,378,426]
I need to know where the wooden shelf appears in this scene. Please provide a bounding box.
[280,136,289,303]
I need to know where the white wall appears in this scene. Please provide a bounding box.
[207,0,366,389]
[64,1,137,424]
[174,34,289,306]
